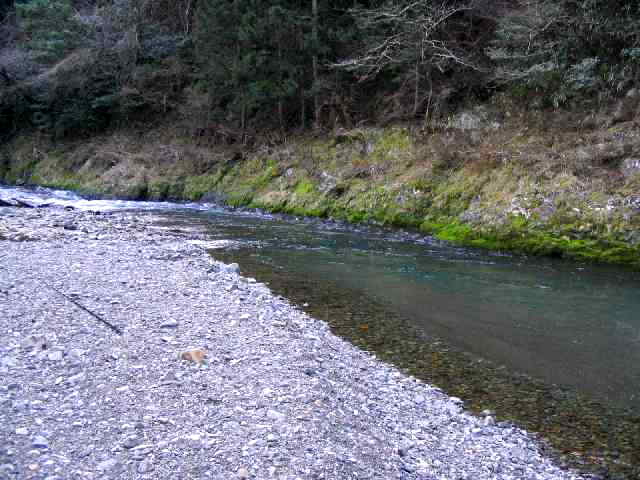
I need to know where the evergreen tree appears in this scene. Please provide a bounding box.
[194,0,361,130]
[488,0,640,105]
[0,0,12,22]
[16,0,86,62]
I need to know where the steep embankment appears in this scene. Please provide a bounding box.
[2,104,640,268]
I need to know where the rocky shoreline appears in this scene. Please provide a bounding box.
[0,205,589,479]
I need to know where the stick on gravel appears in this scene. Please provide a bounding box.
[41,280,123,335]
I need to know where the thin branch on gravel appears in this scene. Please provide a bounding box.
[42,281,123,335]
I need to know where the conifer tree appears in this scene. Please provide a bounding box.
[16,0,85,62]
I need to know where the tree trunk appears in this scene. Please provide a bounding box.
[299,24,306,130]
[233,0,242,131]
[413,60,420,116]
[278,31,284,130]
[312,0,319,128]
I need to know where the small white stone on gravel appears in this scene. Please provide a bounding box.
[67,372,85,384]
[31,436,49,449]
[137,458,154,473]
[266,410,286,422]
[160,319,179,328]
[47,351,64,361]
[484,416,496,426]
[222,263,240,274]
[96,458,120,472]
[237,467,249,479]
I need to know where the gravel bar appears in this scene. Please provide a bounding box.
[0,206,589,480]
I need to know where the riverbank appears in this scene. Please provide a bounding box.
[2,104,640,268]
[0,204,590,479]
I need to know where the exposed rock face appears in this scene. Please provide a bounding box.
[621,158,640,178]
[576,141,633,167]
[448,107,502,130]
[613,88,640,124]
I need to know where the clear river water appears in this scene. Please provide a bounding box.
[2,184,639,477]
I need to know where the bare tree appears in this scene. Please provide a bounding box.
[334,0,491,120]
[336,0,480,78]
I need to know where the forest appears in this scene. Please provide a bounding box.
[1,0,640,141]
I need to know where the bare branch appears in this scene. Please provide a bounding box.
[332,0,483,80]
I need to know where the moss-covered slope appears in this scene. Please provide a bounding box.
[3,114,640,268]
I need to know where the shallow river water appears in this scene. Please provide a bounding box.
[2,184,639,477]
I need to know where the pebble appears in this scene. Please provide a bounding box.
[96,458,120,472]
[67,372,85,384]
[237,467,249,479]
[47,351,64,361]
[32,436,49,449]
[180,348,207,364]
[266,410,286,422]
[137,458,154,474]
[122,435,141,449]
[0,464,15,474]
[401,463,416,473]
[223,263,241,274]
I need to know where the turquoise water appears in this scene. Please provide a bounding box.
[196,212,640,410]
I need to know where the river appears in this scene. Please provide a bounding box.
[2,184,639,477]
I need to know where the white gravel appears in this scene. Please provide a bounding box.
[0,206,589,479]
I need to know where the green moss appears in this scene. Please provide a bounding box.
[5,157,39,184]
[226,189,254,207]
[431,169,491,216]
[258,163,280,187]
[148,180,185,200]
[295,178,316,195]
[183,173,223,201]
[420,216,640,269]
[40,176,86,192]
[371,127,411,162]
